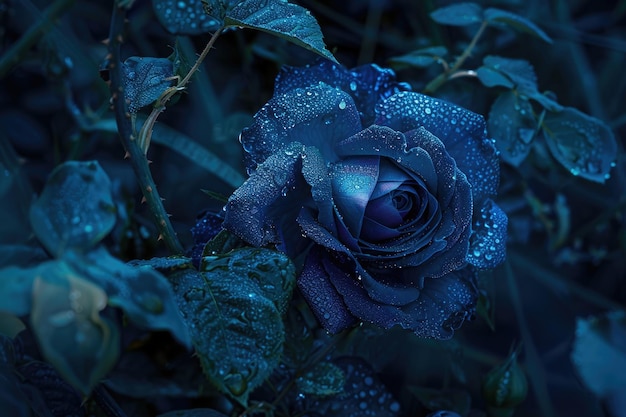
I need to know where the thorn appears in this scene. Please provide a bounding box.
[125,112,131,119]
[102,38,110,45]
[157,234,164,241]
[159,219,167,227]
[123,151,130,159]
[104,53,113,60]
[166,213,172,218]
[147,159,153,165]
[146,186,152,193]
[160,197,166,202]
[140,196,147,204]
[129,134,135,141]
[116,34,124,43]
[111,92,118,100]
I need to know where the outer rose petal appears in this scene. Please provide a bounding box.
[275,59,410,125]
[241,82,362,168]
[375,92,499,204]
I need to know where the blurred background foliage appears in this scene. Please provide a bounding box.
[0,0,625,416]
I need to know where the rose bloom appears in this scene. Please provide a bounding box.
[223,60,507,339]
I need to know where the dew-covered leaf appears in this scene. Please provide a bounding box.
[224,0,337,63]
[542,107,617,183]
[484,8,552,43]
[571,311,626,399]
[122,57,176,113]
[296,361,345,397]
[170,248,295,406]
[477,56,562,111]
[307,357,401,416]
[430,3,483,26]
[157,409,228,417]
[488,91,537,166]
[30,261,119,395]
[152,0,222,34]
[66,247,191,347]
[29,161,116,257]
[388,46,448,69]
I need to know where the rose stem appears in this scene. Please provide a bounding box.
[106,2,183,254]
[423,20,489,95]
[137,27,224,153]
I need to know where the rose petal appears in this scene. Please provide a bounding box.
[336,126,440,191]
[330,156,379,237]
[327,257,478,339]
[375,92,499,203]
[298,247,357,334]
[241,82,362,168]
[466,199,508,268]
[223,142,307,247]
[275,59,410,126]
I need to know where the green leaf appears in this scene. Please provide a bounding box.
[66,247,191,347]
[388,46,448,69]
[484,8,552,43]
[477,55,563,111]
[542,107,617,183]
[430,3,483,26]
[296,362,345,397]
[170,248,295,406]
[571,311,626,398]
[157,409,228,417]
[122,57,177,113]
[488,91,538,166]
[224,0,337,63]
[30,261,120,395]
[152,0,222,34]
[29,161,116,257]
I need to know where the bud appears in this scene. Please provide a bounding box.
[482,348,528,415]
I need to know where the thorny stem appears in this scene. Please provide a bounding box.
[137,27,224,153]
[423,20,489,94]
[107,2,183,254]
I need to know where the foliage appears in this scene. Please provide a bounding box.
[0,0,624,416]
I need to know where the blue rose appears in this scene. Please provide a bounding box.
[223,60,507,339]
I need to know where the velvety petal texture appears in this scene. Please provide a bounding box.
[224,60,507,339]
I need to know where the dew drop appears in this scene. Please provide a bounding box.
[349,81,357,91]
[338,100,347,110]
[424,107,432,115]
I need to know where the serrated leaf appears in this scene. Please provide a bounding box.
[170,248,295,406]
[296,362,345,397]
[388,46,448,69]
[157,409,228,417]
[152,0,222,34]
[224,0,337,63]
[65,247,191,347]
[478,55,563,111]
[542,107,617,183]
[30,261,119,395]
[485,8,552,43]
[29,161,116,257]
[430,3,483,26]
[488,91,537,166]
[571,311,626,398]
[122,57,177,113]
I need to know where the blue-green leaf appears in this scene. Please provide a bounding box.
[224,0,337,63]
[430,3,483,26]
[388,46,448,69]
[170,248,295,406]
[122,57,177,113]
[296,362,345,397]
[484,8,552,43]
[542,107,617,183]
[66,248,191,347]
[152,0,222,34]
[571,311,626,398]
[29,161,116,257]
[478,55,562,111]
[29,261,120,395]
[488,91,538,166]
